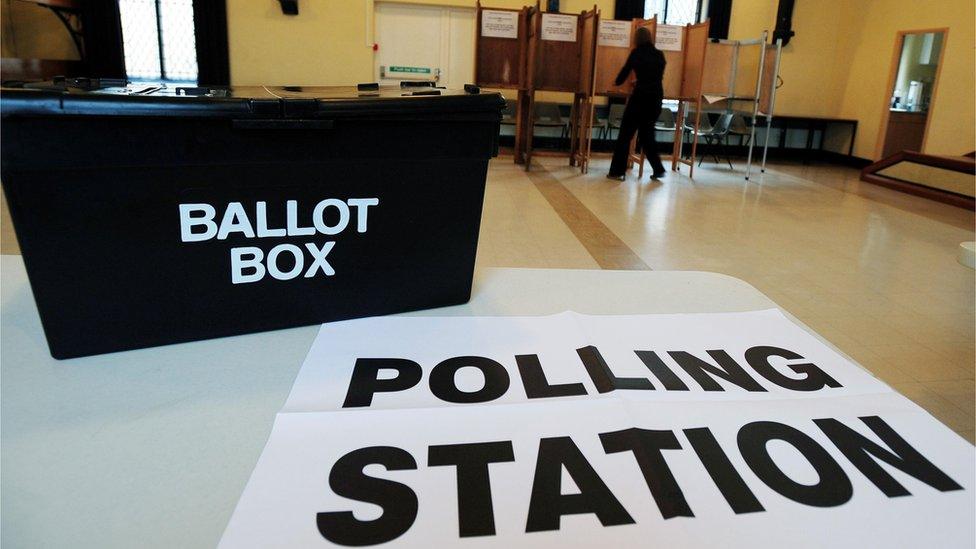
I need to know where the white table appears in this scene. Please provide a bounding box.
[1,255,845,548]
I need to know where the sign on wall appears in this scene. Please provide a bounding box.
[598,20,631,48]
[656,24,683,51]
[482,10,519,39]
[540,13,577,42]
[219,310,975,548]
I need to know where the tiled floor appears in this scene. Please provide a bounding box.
[475,155,975,443]
[2,156,973,442]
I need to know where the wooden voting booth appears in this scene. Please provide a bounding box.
[613,19,710,178]
[520,5,599,170]
[477,6,767,180]
[574,18,710,177]
[475,3,599,170]
[696,31,784,180]
[475,3,534,164]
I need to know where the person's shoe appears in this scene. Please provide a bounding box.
[651,170,667,179]
[606,173,625,181]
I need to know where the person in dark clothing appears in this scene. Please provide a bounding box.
[607,26,667,180]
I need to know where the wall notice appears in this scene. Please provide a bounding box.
[656,24,683,51]
[540,13,577,42]
[598,20,631,48]
[482,10,518,39]
[219,310,975,548]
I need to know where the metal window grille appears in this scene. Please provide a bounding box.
[118,0,198,82]
[644,0,705,25]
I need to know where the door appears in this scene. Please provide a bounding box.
[374,2,475,89]
[878,29,947,159]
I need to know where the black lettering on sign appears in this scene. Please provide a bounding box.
[600,428,693,519]
[343,358,422,408]
[515,354,588,399]
[738,421,853,507]
[525,437,635,532]
[816,415,963,496]
[429,356,511,404]
[635,350,690,391]
[745,346,842,391]
[668,350,767,392]
[316,446,418,546]
[683,427,765,514]
[577,345,655,392]
[428,441,516,537]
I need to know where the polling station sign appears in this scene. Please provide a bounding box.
[219,311,975,548]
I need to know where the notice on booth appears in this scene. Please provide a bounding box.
[482,10,519,39]
[540,13,577,42]
[598,20,631,48]
[219,310,975,548]
[656,24,683,51]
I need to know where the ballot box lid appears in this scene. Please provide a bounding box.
[0,80,504,119]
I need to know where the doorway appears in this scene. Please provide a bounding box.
[877,29,947,159]
[373,2,475,90]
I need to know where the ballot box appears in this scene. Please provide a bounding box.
[1,80,504,358]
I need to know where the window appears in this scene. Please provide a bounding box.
[118,0,198,82]
[644,0,707,25]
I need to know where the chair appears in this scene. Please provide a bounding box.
[680,112,712,159]
[533,102,568,138]
[694,113,734,169]
[591,109,608,139]
[605,103,626,139]
[729,114,751,146]
[654,108,676,132]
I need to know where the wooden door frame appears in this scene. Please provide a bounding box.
[874,27,949,160]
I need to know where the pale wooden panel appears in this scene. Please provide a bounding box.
[702,42,735,96]
[663,49,683,98]
[679,20,710,99]
[758,44,779,114]
[593,17,636,96]
[534,12,581,92]
[577,10,597,93]
[734,43,761,99]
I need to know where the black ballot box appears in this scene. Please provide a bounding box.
[1,82,504,358]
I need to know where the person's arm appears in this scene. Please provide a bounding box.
[614,50,636,86]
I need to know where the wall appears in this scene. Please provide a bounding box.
[836,0,974,158]
[1,0,80,60]
[227,0,613,88]
[727,0,973,159]
[221,0,976,158]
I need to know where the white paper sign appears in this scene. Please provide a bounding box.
[482,10,518,39]
[541,13,577,42]
[656,24,683,51]
[220,311,975,548]
[598,20,631,48]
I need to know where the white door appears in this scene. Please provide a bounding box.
[374,2,475,88]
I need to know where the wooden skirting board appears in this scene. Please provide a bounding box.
[860,150,975,209]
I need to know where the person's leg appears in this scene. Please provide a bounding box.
[608,101,640,176]
[641,102,666,175]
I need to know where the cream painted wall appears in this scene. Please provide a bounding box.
[836,0,974,158]
[227,0,612,89]
[225,0,974,158]
[727,0,973,159]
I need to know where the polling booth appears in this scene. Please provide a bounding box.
[475,2,533,164]
[518,4,599,171]
[0,82,505,358]
[574,17,711,178]
[698,31,784,180]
